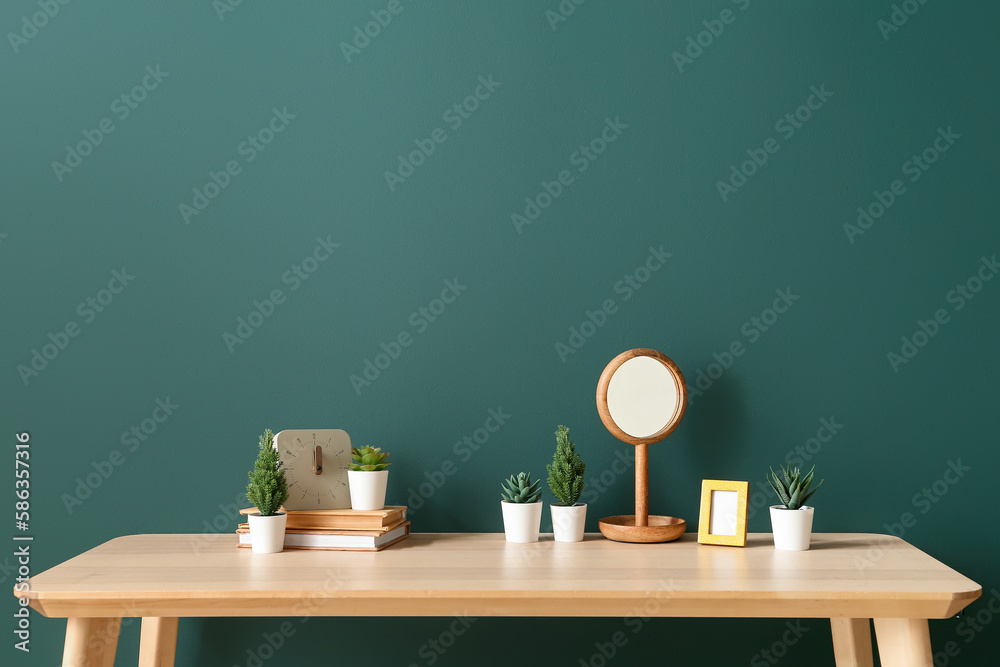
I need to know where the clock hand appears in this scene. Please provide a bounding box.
[312,446,323,474]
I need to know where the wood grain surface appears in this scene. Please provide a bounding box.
[16,533,980,620]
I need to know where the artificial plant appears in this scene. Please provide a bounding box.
[501,472,542,504]
[546,425,586,506]
[350,446,391,471]
[767,463,822,510]
[246,428,288,516]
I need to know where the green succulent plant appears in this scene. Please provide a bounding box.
[767,463,823,510]
[547,425,586,506]
[246,429,288,516]
[350,446,391,471]
[501,472,542,504]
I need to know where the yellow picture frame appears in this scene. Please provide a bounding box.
[698,480,749,547]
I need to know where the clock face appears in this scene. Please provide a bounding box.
[274,429,352,510]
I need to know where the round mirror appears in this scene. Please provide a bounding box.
[596,348,688,543]
[597,349,687,446]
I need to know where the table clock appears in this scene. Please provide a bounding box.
[274,429,352,510]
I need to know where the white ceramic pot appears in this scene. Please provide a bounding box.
[501,501,543,543]
[247,512,287,554]
[349,470,389,510]
[769,505,815,551]
[550,503,587,542]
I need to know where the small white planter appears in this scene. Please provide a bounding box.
[247,513,287,554]
[501,501,543,543]
[769,505,815,551]
[550,503,587,542]
[349,470,389,510]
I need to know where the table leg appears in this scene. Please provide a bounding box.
[62,617,120,667]
[873,618,933,667]
[830,618,874,667]
[138,617,179,667]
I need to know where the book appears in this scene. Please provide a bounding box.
[236,516,408,537]
[239,505,407,531]
[236,521,410,551]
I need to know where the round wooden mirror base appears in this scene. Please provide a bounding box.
[598,515,686,543]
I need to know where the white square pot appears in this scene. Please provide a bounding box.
[501,501,543,543]
[349,470,389,510]
[769,505,814,551]
[550,503,587,542]
[247,512,287,554]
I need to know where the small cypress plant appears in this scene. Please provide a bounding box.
[246,428,288,516]
[547,425,586,506]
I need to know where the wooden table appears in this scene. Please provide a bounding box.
[16,532,980,667]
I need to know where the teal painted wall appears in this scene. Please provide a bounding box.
[2,1,998,665]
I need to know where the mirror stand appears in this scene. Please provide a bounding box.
[596,348,688,543]
[635,443,648,526]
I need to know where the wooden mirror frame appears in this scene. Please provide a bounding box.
[596,348,688,446]
[595,348,689,542]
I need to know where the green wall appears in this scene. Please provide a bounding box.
[3,1,998,665]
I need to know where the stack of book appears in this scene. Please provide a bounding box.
[237,506,409,552]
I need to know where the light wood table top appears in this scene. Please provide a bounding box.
[19,532,980,620]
